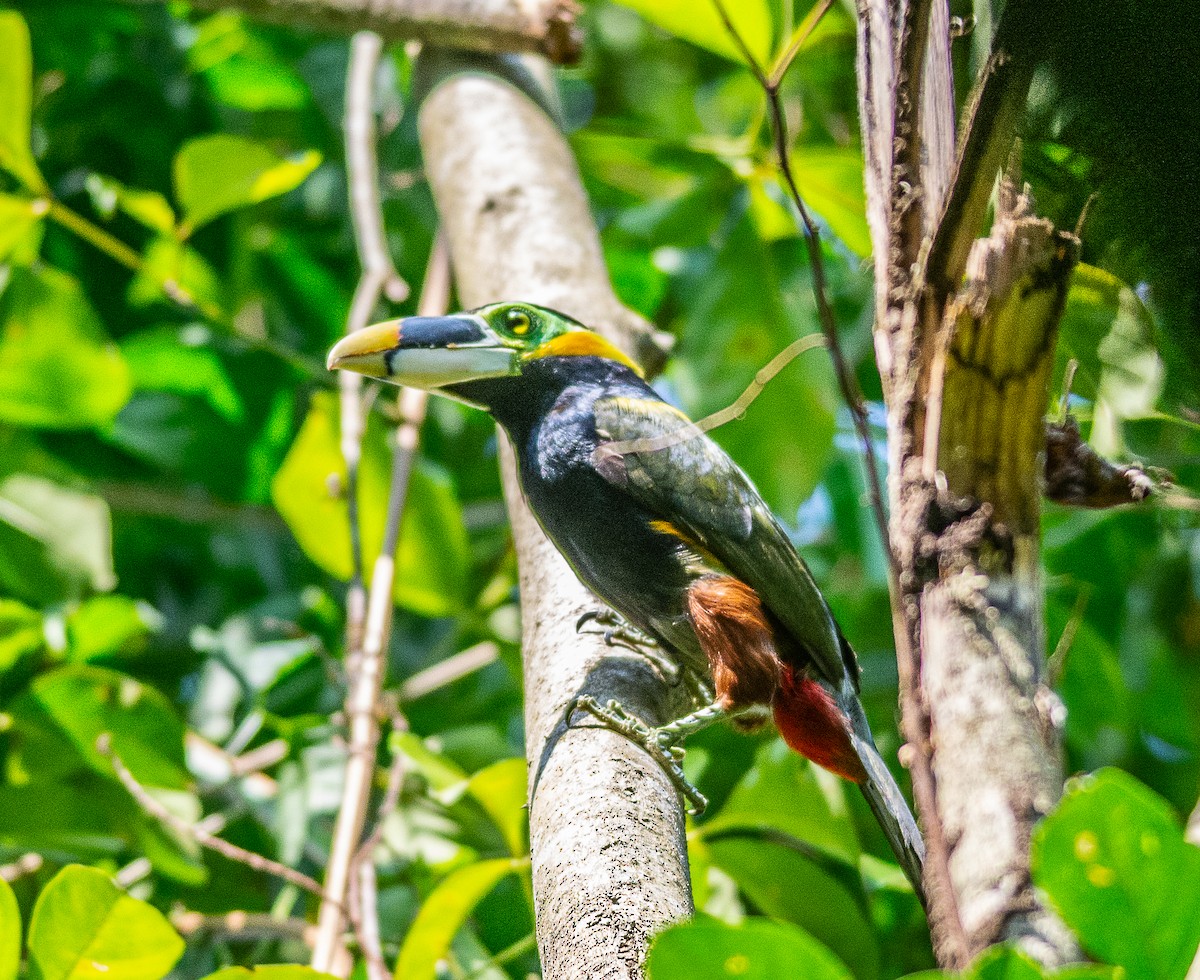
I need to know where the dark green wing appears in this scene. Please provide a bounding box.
[592,394,857,689]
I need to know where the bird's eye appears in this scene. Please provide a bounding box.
[505,309,532,336]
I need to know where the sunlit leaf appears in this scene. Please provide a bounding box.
[188,12,311,112]
[16,664,188,790]
[121,325,244,422]
[466,757,528,857]
[791,147,872,257]
[204,966,339,980]
[0,876,18,980]
[0,11,46,193]
[0,267,132,429]
[612,0,773,66]
[174,134,321,234]
[1057,264,1163,456]
[85,174,176,235]
[0,193,45,262]
[271,391,469,616]
[647,918,854,980]
[0,597,44,673]
[26,865,183,980]
[128,236,224,313]
[0,474,116,602]
[1032,768,1200,980]
[393,858,526,980]
[66,595,161,663]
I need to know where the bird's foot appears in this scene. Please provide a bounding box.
[575,609,682,685]
[564,694,708,815]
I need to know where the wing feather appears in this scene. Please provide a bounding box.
[592,395,858,688]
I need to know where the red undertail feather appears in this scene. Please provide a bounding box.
[773,665,868,784]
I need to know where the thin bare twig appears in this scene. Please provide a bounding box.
[598,334,826,459]
[311,230,451,972]
[398,641,500,702]
[715,2,972,957]
[173,910,316,945]
[351,859,390,980]
[710,0,893,571]
[97,734,331,902]
[0,852,43,882]
[313,30,410,973]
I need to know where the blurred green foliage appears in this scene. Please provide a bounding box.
[0,0,1196,977]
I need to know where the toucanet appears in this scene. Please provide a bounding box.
[328,301,926,898]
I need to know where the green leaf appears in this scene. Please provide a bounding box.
[203,966,340,980]
[790,147,871,257]
[173,134,321,234]
[0,474,116,602]
[647,918,854,980]
[0,597,44,673]
[271,391,469,616]
[1032,768,1200,980]
[121,325,244,422]
[127,236,224,313]
[0,193,45,262]
[466,757,528,857]
[26,865,183,980]
[66,595,161,663]
[706,836,879,980]
[1047,599,1131,768]
[612,0,773,66]
[671,213,840,516]
[1057,264,1163,455]
[701,740,861,864]
[0,876,19,980]
[84,174,176,235]
[0,11,46,193]
[15,664,188,789]
[188,12,311,112]
[393,857,526,980]
[0,267,132,429]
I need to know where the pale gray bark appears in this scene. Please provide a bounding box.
[855,0,1079,967]
[416,51,690,980]
[124,0,582,63]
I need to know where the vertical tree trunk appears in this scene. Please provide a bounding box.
[415,50,690,980]
[855,0,1081,966]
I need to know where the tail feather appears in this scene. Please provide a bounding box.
[851,729,926,906]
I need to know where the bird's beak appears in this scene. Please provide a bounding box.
[326,315,520,389]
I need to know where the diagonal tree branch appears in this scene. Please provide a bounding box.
[123,0,582,63]
[415,48,688,980]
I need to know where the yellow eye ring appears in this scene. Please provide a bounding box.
[506,309,532,335]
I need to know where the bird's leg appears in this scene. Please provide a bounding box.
[575,608,682,685]
[652,700,730,746]
[564,694,708,814]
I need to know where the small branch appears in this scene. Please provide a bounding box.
[0,852,43,883]
[1044,417,1154,508]
[310,234,449,973]
[398,641,500,702]
[710,0,893,573]
[351,859,390,980]
[97,733,330,901]
[121,0,583,64]
[598,334,826,458]
[172,909,316,945]
[890,0,935,275]
[45,199,142,270]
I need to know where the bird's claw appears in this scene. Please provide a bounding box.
[575,609,683,685]
[563,694,708,815]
